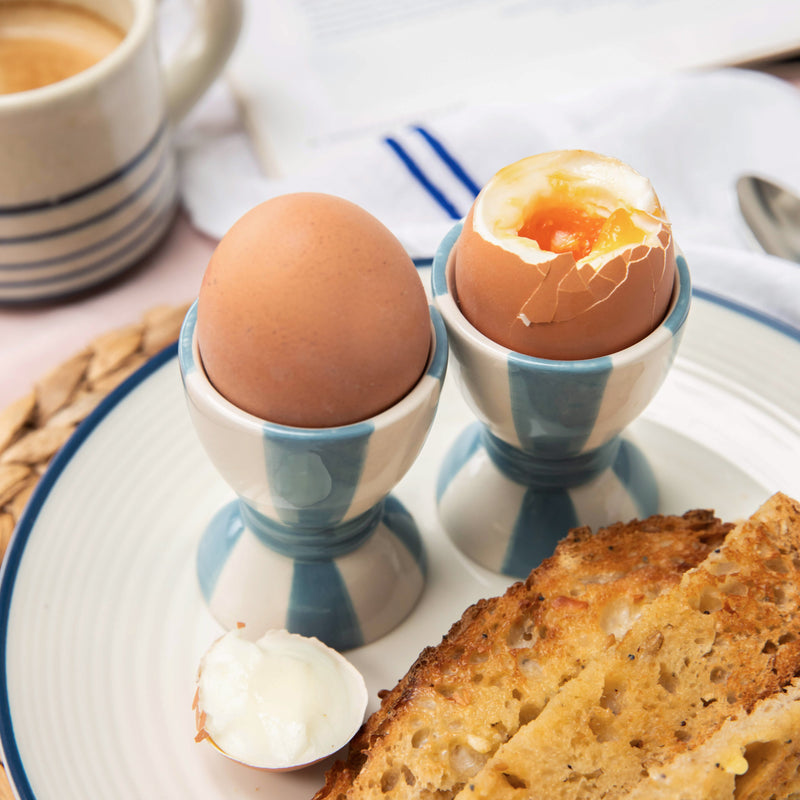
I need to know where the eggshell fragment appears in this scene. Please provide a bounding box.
[454,150,676,360]
[193,628,368,771]
[196,193,431,428]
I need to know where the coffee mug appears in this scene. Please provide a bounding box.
[0,0,242,303]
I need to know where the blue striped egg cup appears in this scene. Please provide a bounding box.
[432,223,691,579]
[179,301,448,651]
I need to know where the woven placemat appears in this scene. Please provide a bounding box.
[0,302,190,797]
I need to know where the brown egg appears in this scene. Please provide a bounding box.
[455,150,676,360]
[196,193,431,428]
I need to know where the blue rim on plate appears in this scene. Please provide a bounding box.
[0,289,798,798]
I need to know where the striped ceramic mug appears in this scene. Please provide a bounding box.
[0,0,241,303]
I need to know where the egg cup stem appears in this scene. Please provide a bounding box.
[196,496,426,652]
[437,423,658,578]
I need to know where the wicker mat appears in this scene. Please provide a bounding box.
[0,302,190,797]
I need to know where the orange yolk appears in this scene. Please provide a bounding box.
[517,204,606,260]
[517,204,648,260]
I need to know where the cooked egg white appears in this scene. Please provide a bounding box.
[195,628,368,770]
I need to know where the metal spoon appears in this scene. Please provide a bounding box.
[736,175,800,263]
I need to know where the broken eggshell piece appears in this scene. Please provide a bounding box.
[454,150,676,360]
[193,628,368,771]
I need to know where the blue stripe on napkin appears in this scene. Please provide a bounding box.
[414,125,482,197]
[384,136,462,220]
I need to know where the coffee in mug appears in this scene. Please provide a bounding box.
[0,2,125,95]
[0,0,241,304]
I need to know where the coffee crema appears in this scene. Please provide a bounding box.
[0,2,125,95]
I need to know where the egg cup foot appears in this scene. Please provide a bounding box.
[437,423,658,578]
[197,496,426,651]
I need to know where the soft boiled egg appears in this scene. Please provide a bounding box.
[454,150,677,360]
[193,628,368,771]
[196,193,431,428]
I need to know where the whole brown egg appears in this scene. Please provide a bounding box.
[196,193,431,428]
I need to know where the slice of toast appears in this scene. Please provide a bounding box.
[621,678,800,800]
[454,492,800,800]
[314,508,731,800]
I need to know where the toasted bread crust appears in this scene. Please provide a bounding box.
[455,492,800,800]
[315,508,731,800]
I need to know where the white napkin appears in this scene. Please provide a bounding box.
[175,67,800,329]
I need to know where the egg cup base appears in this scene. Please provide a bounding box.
[437,423,658,578]
[196,495,426,651]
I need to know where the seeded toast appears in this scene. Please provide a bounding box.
[622,678,800,800]
[315,508,731,800]
[454,492,800,800]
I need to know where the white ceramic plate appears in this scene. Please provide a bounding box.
[2,282,800,799]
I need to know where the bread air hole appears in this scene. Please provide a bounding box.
[518,701,543,727]
[380,769,399,792]
[502,772,528,789]
[764,557,790,574]
[674,727,690,743]
[709,666,727,683]
[599,674,626,715]
[506,619,535,648]
[696,588,723,614]
[411,728,430,748]
[707,560,740,576]
[599,597,641,640]
[449,743,488,778]
[734,740,783,798]
[658,663,679,694]
[588,712,617,743]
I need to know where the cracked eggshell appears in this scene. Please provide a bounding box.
[454,151,677,360]
[193,628,368,772]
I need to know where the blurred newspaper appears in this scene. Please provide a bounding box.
[226,0,800,176]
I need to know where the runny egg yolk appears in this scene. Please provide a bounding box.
[517,203,648,261]
[518,204,605,260]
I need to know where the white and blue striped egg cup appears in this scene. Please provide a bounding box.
[432,223,692,579]
[178,301,448,652]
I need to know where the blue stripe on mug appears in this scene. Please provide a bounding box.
[0,121,170,215]
[0,176,177,292]
[0,141,171,247]
[0,161,175,269]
